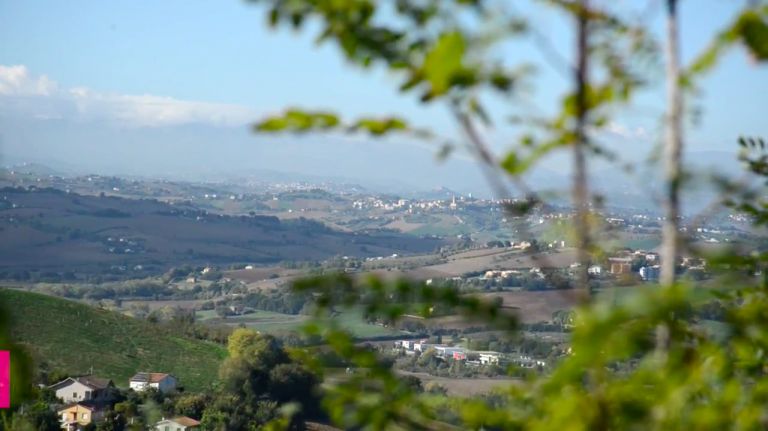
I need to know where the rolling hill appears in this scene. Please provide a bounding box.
[0,187,443,275]
[0,288,226,391]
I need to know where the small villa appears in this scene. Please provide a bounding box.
[129,372,177,393]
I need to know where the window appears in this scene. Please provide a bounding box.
[72,392,78,399]
[164,426,169,431]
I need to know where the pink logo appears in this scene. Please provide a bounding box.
[0,351,9,408]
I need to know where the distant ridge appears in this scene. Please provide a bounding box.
[0,187,443,274]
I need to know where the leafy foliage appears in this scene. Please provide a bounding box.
[6,1,765,430]
[254,110,431,138]
[202,328,323,430]
[688,5,768,78]
[277,266,768,429]
[244,1,768,429]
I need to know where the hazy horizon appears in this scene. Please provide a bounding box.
[1,1,766,199]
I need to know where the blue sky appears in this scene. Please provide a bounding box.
[0,0,766,194]
[0,0,440,122]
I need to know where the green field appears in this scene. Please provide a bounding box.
[198,309,308,333]
[198,307,402,339]
[328,308,402,338]
[595,283,723,303]
[0,288,226,391]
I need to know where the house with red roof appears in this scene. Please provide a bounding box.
[129,372,177,393]
[154,416,200,431]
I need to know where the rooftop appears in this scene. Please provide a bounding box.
[130,372,171,383]
[163,416,201,427]
[49,375,113,391]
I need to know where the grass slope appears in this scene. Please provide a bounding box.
[0,288,225,391]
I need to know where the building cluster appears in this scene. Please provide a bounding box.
[352,197,447,212]
[590,250,707,282]
[589,251,661,280]
[349,194,492,214]
[49,372,198,431]
[481,270,522,280]
[393,339,547,369]
[105,236,145,255]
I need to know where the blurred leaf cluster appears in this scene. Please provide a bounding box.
[278,260,768,429]
[245,0,768,429]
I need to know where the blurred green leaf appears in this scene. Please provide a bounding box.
[422,32,466,97]
[738,10,768,60]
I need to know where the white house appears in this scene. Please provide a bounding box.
[48,376,115,404]
[154,416,201,431]
[587,265,603,276]
[639,265,661,282]
[477,351,502,365]
[129,372,177,393]
[433,346,465,358]
[513,355,547,369]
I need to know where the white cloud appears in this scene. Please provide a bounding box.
[0,64,257,127]
[0,65,57,96]
[605,121,648,139]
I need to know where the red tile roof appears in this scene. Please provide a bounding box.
[171,416,201,427]
[130,372,171,383]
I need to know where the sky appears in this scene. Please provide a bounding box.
[0,0,766,196]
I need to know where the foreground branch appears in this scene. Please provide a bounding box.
[573,0,592,302]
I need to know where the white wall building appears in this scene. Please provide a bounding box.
[129,372,177,393]
[477,351,502,365]
[48,376,114,404]
[587,265,603,276]
[640,265,661,282]
[154,416,200,430]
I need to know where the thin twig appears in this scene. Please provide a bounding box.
[503,2,574,81]
[452,105,558,278]
[452,106,542,201]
